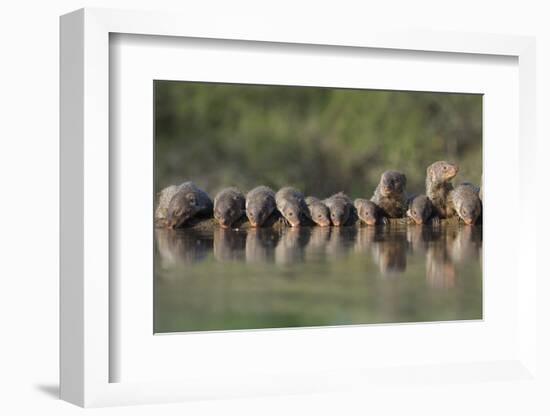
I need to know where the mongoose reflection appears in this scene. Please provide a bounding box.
[304,226,331,260]
[245,228,279,264]
[326,226,356,257]
[155,228,211,267]
[213,227,247,262]
[274,227,310,265]
[448,225,482,263]
[371,233,408,275]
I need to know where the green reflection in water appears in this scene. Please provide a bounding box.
[154,224,482,333]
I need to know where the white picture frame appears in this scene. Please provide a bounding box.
[60,7,538,408]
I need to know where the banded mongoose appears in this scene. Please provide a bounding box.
[354,198,387,226]
[450,183,482,225]
[426,161,459,218]
[245,186,277,227]
[165,182,213,229]
[323,192,353,226]
[275,187,310,227]
[406,194,435,225]
[371,170,408,218]
[305,196,331,227]
[213,187,246,228]
[155,185,179,228]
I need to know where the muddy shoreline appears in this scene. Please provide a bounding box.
[157,212,475,232]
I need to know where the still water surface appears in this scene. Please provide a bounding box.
[154,224,482,333]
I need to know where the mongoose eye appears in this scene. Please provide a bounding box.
[443,166,447,170]
[288,212,293,216]
[317,214,322,218]
[413,210,417,215]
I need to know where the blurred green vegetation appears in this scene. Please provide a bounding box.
[155,81,482,198]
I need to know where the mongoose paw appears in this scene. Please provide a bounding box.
[431,216,441,227]
[381,217,390,226]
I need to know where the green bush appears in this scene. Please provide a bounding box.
[155,81,482,198]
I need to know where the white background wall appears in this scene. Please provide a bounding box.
[1,1,548,415]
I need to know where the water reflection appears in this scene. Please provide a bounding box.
[245,228,279,264]
[304,226,332,261]
[155,224,482,332]
[155,224,482,279]
[213,228,247,262]
[155,228,212,267]
[275,227,311,266]
[370,228,408,276]
[326,227,357,258]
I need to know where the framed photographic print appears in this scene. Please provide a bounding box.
[60,8,538,408]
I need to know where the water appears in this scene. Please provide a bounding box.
[154,224,482,333]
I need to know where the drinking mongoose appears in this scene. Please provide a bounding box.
[406,194,435,225]
[450,183,482,225]
[305,196,331,227]
[354,198,388,226]
[323,192,353,226]
[213,187,246,228]
[165,182,213,229]
[245,186,277,227]
[275,187,310,227]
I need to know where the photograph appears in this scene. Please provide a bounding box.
[153,80,483,333]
